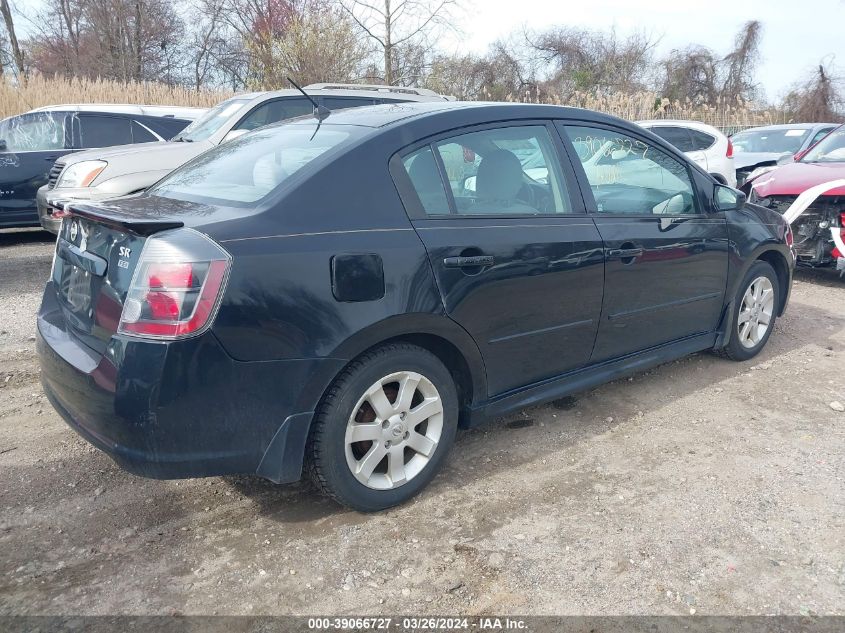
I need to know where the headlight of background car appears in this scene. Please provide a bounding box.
[55,160,107,188]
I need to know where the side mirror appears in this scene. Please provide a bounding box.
[463,175,477,193]
[0,139,6,151]
[222,128,248,143]
[714,184,746,212]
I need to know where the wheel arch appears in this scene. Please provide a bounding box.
[755,248,791,316]
[326,314,488,419]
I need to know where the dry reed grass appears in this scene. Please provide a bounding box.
[3,75,789,133]
[0,76,233,119]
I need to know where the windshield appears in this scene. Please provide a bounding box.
[801,126,845,163]
[0,112,65,151]
[730,128,809,154]
[174,97,250,142]
[152,123,357,206]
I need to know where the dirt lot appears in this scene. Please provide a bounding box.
[0,227,843,616]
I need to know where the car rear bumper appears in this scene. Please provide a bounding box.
[37,283,342,482]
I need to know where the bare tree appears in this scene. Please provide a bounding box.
[0,0,25,80]
[340,0,458,85]
[721,20,762,103]
[660,45,720,104]
[782,62,844,122]
[529,26,658,98]
[27,0,185,84]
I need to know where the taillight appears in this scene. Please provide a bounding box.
[726,138,734,158]
[785,222,793,248]
[118,229,231,340]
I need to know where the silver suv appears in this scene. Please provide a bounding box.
[37,84,450,233]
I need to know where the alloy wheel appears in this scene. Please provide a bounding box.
[344,371,444,490]
[737,276,774,349]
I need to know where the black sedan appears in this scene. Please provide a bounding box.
[37,102,794,511]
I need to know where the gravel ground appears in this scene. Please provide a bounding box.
[0,227,843,616]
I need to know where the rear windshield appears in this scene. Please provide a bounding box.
[801,126,845,163]
[730,128,809,154]
[151,123,357,206]
[176,97,250,142]
[0,111,65,151]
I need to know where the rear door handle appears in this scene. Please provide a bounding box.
[443,255,495,268]
[607,247,643,259]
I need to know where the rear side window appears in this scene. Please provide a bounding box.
[650,126,694,152]
[689,129,716,151]
[78,115,133,148]
[322,97,377,110]
[564,125,698,216]
[151,123,354,206]
[234,98,314,131]
[401,125,572,216]
[402,147,450,214]
[131,120,158,143]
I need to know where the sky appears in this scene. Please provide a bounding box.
[12,0,845,102]
[446,0,845,101]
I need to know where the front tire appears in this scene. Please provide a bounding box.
[719,260,779,361]
[306,343,459,512]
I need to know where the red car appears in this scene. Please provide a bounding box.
[746,124,845,270]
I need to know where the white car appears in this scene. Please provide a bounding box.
[637,119,736,188]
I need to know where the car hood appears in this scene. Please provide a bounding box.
[734,151,791,170]
[60,140,212,174]
[750,161,845,197]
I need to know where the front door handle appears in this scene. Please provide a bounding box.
[443,255,495,268]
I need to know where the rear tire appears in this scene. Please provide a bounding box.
[306,343,458,512]
[718,260,779,361]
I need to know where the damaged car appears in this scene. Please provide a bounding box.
[733,123,838,187]
[746,124,845,272]
[38,101,793,511]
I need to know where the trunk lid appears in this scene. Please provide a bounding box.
[51,202,185,353]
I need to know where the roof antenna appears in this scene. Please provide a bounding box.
[287,77,331,122]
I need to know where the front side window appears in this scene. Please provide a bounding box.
[565,125,698,215]
[177,97,250,142]
[809,127,837,149]
[402,125,572,216]
[802,126,845,163]
[0,112,65,151]
[151,123,355,206]
[234,98,314,131]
